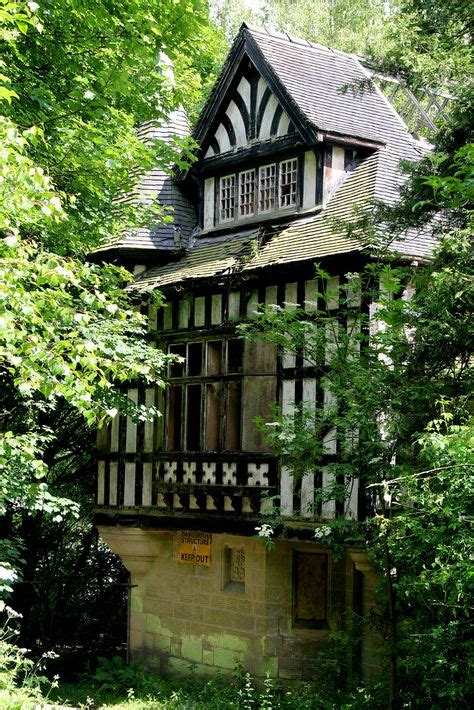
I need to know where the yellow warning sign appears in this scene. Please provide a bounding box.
[179,531,211,567]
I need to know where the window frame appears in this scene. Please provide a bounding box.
[292,550,330,630]
[215,156,300,226]
[165,338,243,453]
[219,173,236,223]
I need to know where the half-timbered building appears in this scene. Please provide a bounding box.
[94,24,438,682]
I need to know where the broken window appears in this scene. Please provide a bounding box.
[186,384,202,450]
[293,552,328,628]
[165,338,245,453]
[227,338,244,373]
[187,342,203,376]
[167,385,183,450]
[169,343,186,378]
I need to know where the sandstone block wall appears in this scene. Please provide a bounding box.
[98,526,382,682]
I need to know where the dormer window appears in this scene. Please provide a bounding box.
[215,156,300,227]
[219,174,236,222]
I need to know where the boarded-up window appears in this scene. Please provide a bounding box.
[293,552,328,628]
[224,381,241,450]
[167,385,182,450]
[186,384,201,450]
[205,382,222,450]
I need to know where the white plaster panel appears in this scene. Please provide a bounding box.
[215,122,231,153]
[203,177,215,230]
[147,303,157,332]
[97,461,105,505]
[125,388,138,453]
[222,462,237,485]
[259,94,279,140]
[202,462,217,485]
[206,495,217,511]
[124,462,136,507]
[228,291,240,321]
[226,100,247,147]
[247,462,269,487]
[304,279,318,312]
[301,473,314,518]
[256,76,266,107]
[276,111,290,136]
[163,304,173,330]
[109,461,118,506]
[110,413,120,453]
[194,296,206,327]
[284,282,298,309]
[321,471,336,519]
[302,377,317,404]
[178,297,191,329]
[143,388,155,452]
[182,461,197,484]
[142,463,153,507]
[303,150,317,209]
[246,289,259,318]
[237,76,251,111]
[164,461,177,483]
[211,294,222,324]
[282,379,296,415]
[280,464,294,516]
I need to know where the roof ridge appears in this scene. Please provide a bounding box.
[243,23,358,62]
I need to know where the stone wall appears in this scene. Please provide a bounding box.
[98,526,382,682]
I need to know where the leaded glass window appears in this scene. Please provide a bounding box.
[258,164,276,212]
[279,158,298,208]
[239,170,255,217]
[219,174,236,222]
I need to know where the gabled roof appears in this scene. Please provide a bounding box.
[193,23,423,156]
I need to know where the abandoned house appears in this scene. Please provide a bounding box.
[93,24,443,682]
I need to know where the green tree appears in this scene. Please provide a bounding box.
[0,0,214,646]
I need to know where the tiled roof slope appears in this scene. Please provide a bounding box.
[133,147,434,292]
[133,231,257,291]
[246,26,417,153]
[94,107,196,255]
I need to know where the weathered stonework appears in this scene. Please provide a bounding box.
[99,526,381,682]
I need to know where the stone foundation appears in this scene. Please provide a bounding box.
[98,526,381,682]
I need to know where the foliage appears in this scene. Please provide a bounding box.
[44,657,385,708]
[0,0,209,649]
[0,602,60,708]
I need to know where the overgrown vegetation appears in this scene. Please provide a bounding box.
[0,0,472,707]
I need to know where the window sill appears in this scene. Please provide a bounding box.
[198,203,323,239]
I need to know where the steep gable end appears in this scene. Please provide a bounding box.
[203,70,297,158]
